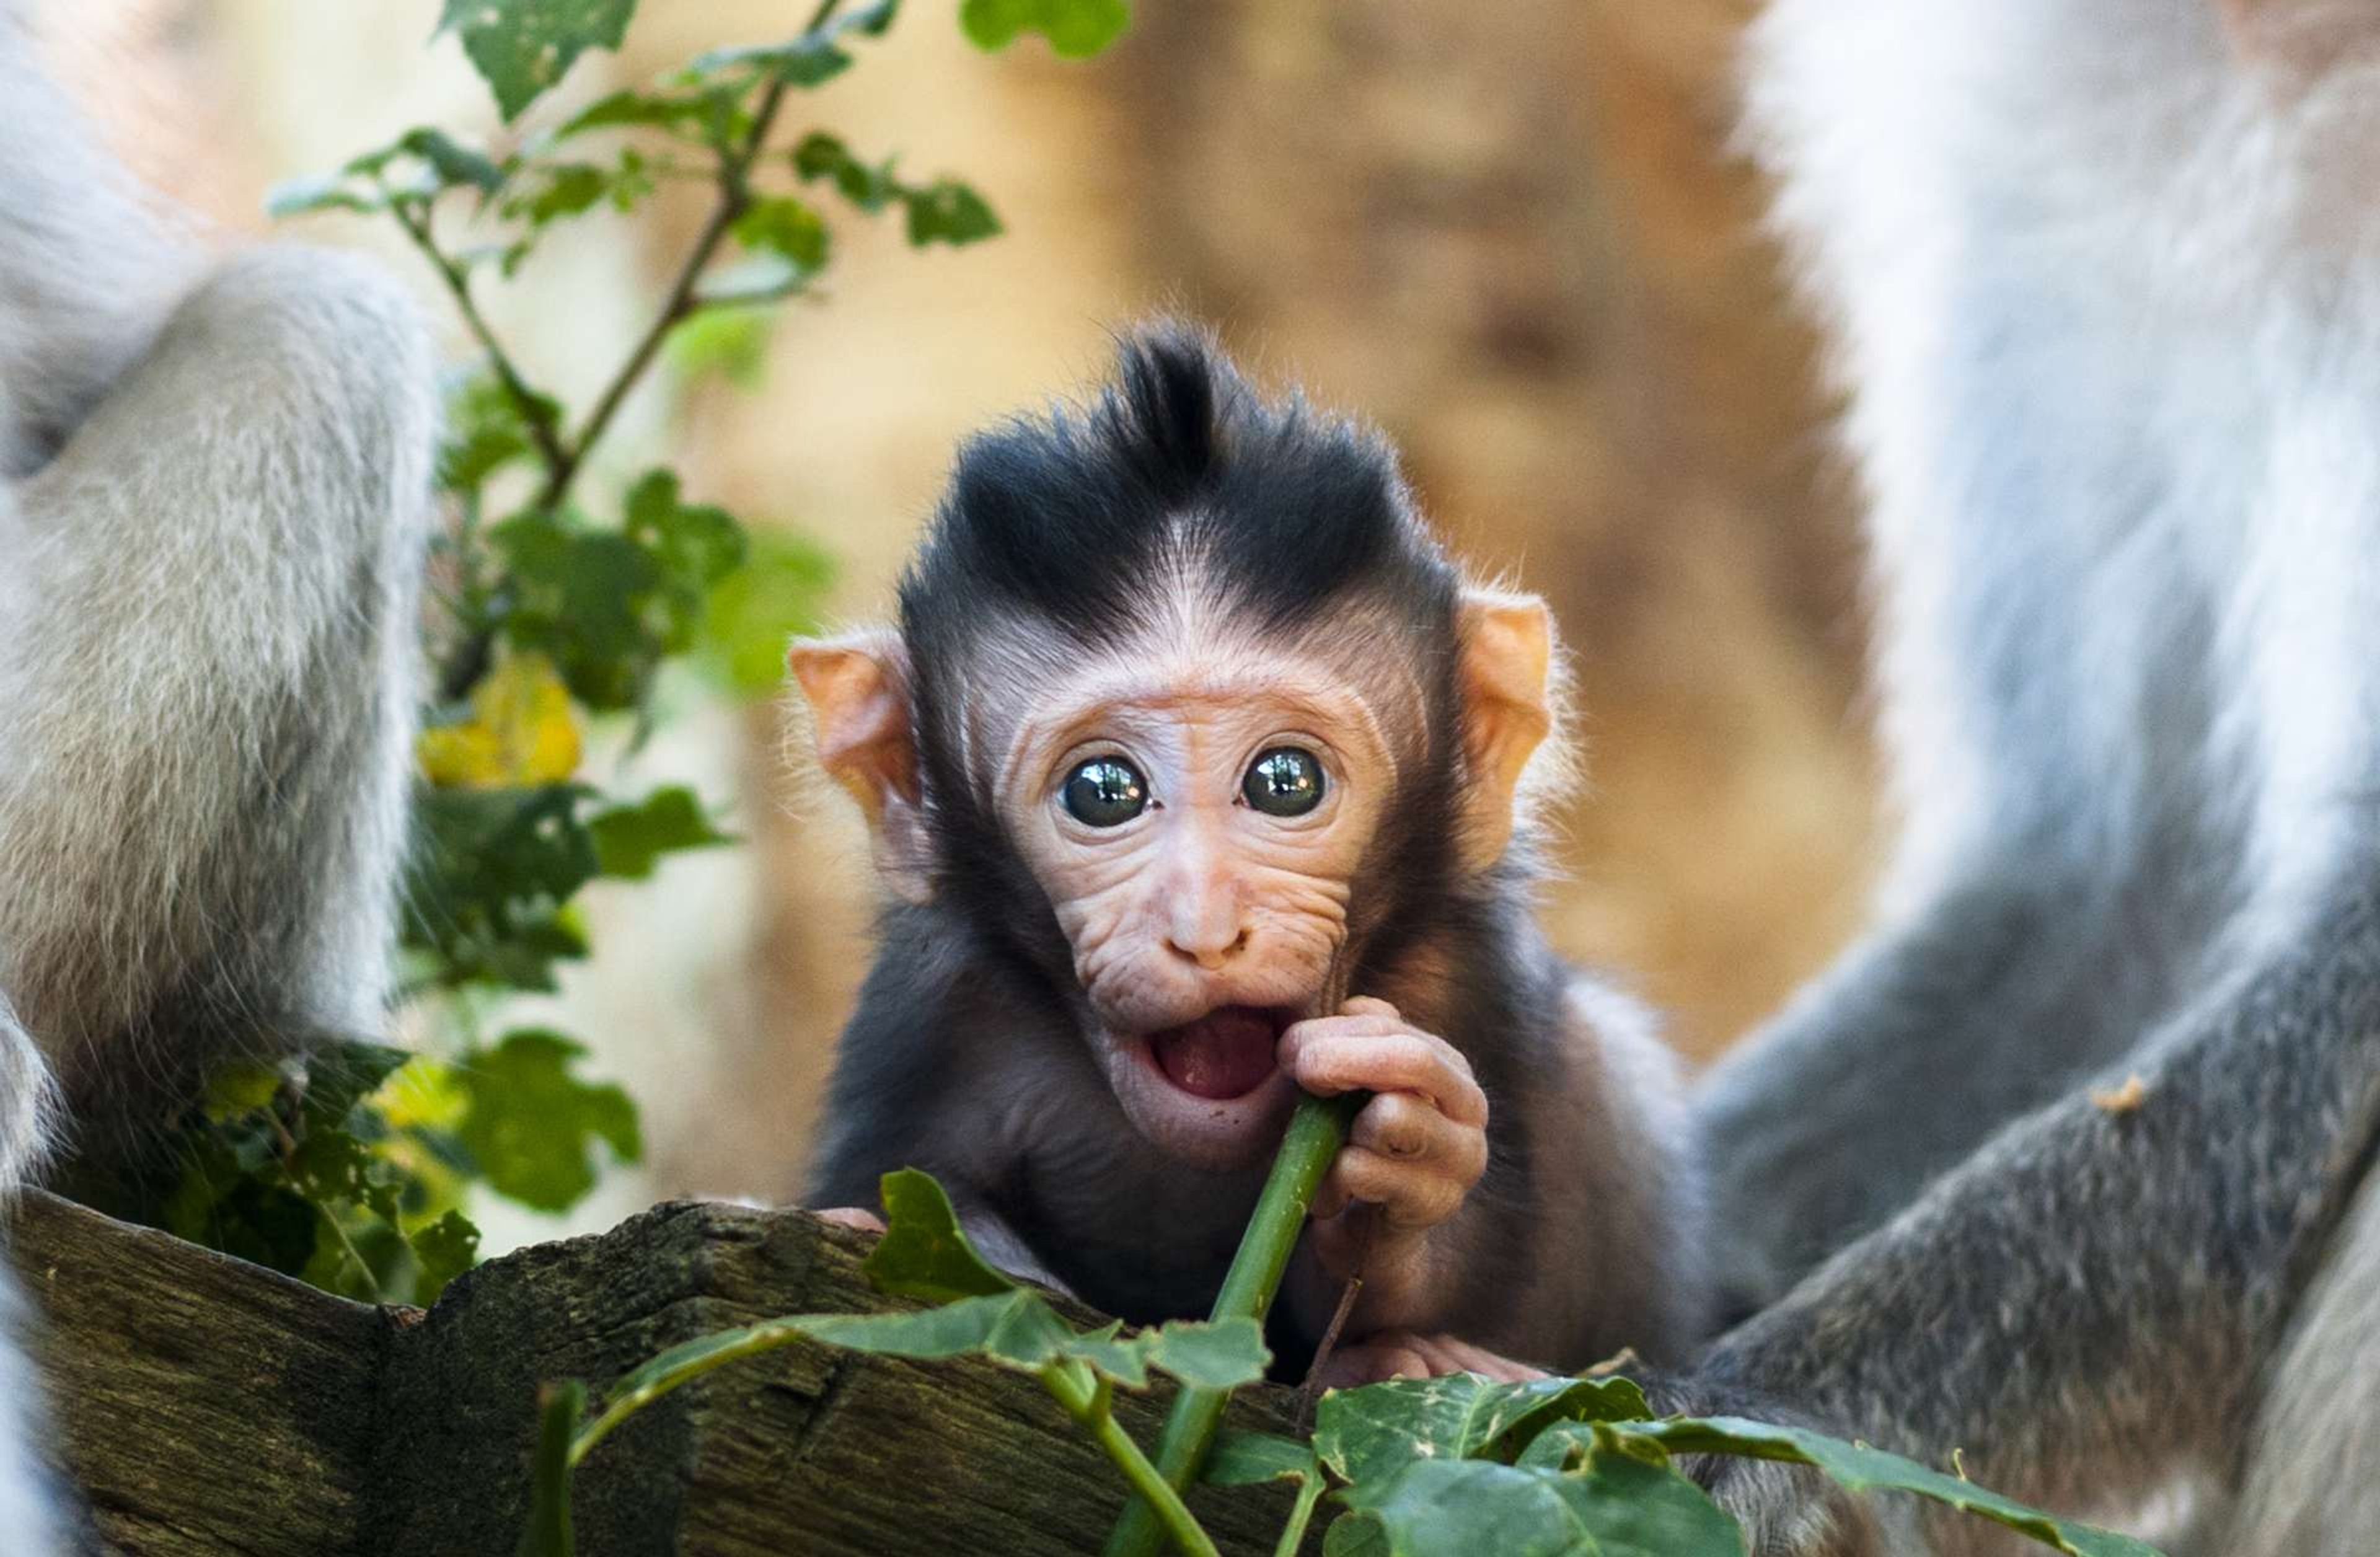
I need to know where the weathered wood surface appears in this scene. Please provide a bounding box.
[11,1191,1305,1556]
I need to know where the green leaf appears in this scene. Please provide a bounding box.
[454,1029,641,1212]
[588,785,734,880]
[787,134,1001,247]
[1553,1426,1747,1556]
[690,0,899,87]
[281,1124,385,1217]
[1328,1461,1599,1557]
[578,1284,1223,1463]
[728,195,829,275]
[1612,1418,2162,1557]
[695,34,852,88]
[518,1380,583,1556]
[504,162,611,227]
[396,127,508,196]
[573,1278,1217,1475]
[863,1167,1019,1301]
[265,174,384,219]
[557,86,744,146]
[1203,1429,1321,1488]
[803,1289,1075,1365]
[594,1290,1253,1396]
[1141,1318,1269,1391]
[438,0,637,122]
[959,0,1129,57]
[693,255,809,307]
[902,179,1000,247]
[1315,1373,1655,1486]
[837,0,902,37]
[403,783,602,990]
[176,1175,324,1277]
[622,469,750,621]
[200,1059,285,1122]
[790,132,895,211]
[439,369,557,495]
[666,306,776,390]
[298,1043,417,1134]
[487,484,745,712]
[410,1209,482,1304]
[1211,1428,1332,1557]
[1326,1437,1745,1557]
[488,511,661,711]
[695,526,835,697]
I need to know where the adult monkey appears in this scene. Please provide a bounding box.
[0,8,435,1548]
[1339,0,2380,1551]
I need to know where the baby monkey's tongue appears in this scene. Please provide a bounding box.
[1149,1007,1279,1100]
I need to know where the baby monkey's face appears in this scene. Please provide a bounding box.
[794,576,1552,1176]
[996,634,1405,1170]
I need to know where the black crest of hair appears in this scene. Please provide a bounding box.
[892,322,1476,942]
[899,320,1461,655]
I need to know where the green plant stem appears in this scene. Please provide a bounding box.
[413,0,848,698]
[1103,1090,1365,1557]
[519,1380,585,1557]
[1043,1359,1218,1557]
[568,1320,812,1469]
[1272,1468,1328,1557]
[537,0,842,509]
[390,199,567,483]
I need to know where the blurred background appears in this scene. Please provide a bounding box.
[48,1,1879,1248]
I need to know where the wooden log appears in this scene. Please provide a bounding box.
[12,1191,393,1557]
[11,1191,1307,1556]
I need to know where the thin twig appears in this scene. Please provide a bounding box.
[537,0,844,509]
[1045,1359,1219,1557]
[390,198,566,481]
[1297,1212,1375,1427]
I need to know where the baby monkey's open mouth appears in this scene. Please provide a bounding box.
[1145,1005,1292,1100]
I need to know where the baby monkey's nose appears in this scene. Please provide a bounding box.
[1165,922,1250,970]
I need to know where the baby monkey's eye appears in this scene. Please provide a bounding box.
[1242,747,1325,817]
[1062,756,1148,827]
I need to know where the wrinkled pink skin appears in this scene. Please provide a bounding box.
[995,652,1492,1341]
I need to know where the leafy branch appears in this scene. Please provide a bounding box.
[540,0,853,509]
[77,0,1083,1308]
[521,1149,2166,1557]
[526,1171,1259,1557]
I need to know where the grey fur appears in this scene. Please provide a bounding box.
[1685,1,2380,1549]
[0,11,436,1550]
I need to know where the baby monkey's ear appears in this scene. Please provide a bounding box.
[1453,589,1556,872]
[788,629,933,904]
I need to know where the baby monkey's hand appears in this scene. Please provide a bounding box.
[1279,996,1491,1330]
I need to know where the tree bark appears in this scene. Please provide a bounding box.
[11,1191,1303,1556]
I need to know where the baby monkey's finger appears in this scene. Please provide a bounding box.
[1328,1144,1467,1231]
[1352,1091,1483,1181]
[1288,1029,1489,1127]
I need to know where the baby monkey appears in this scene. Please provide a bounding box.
[795,325,1704,1375]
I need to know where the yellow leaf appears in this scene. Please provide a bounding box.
[376,1057,467,1132]
[417,651,583,787]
